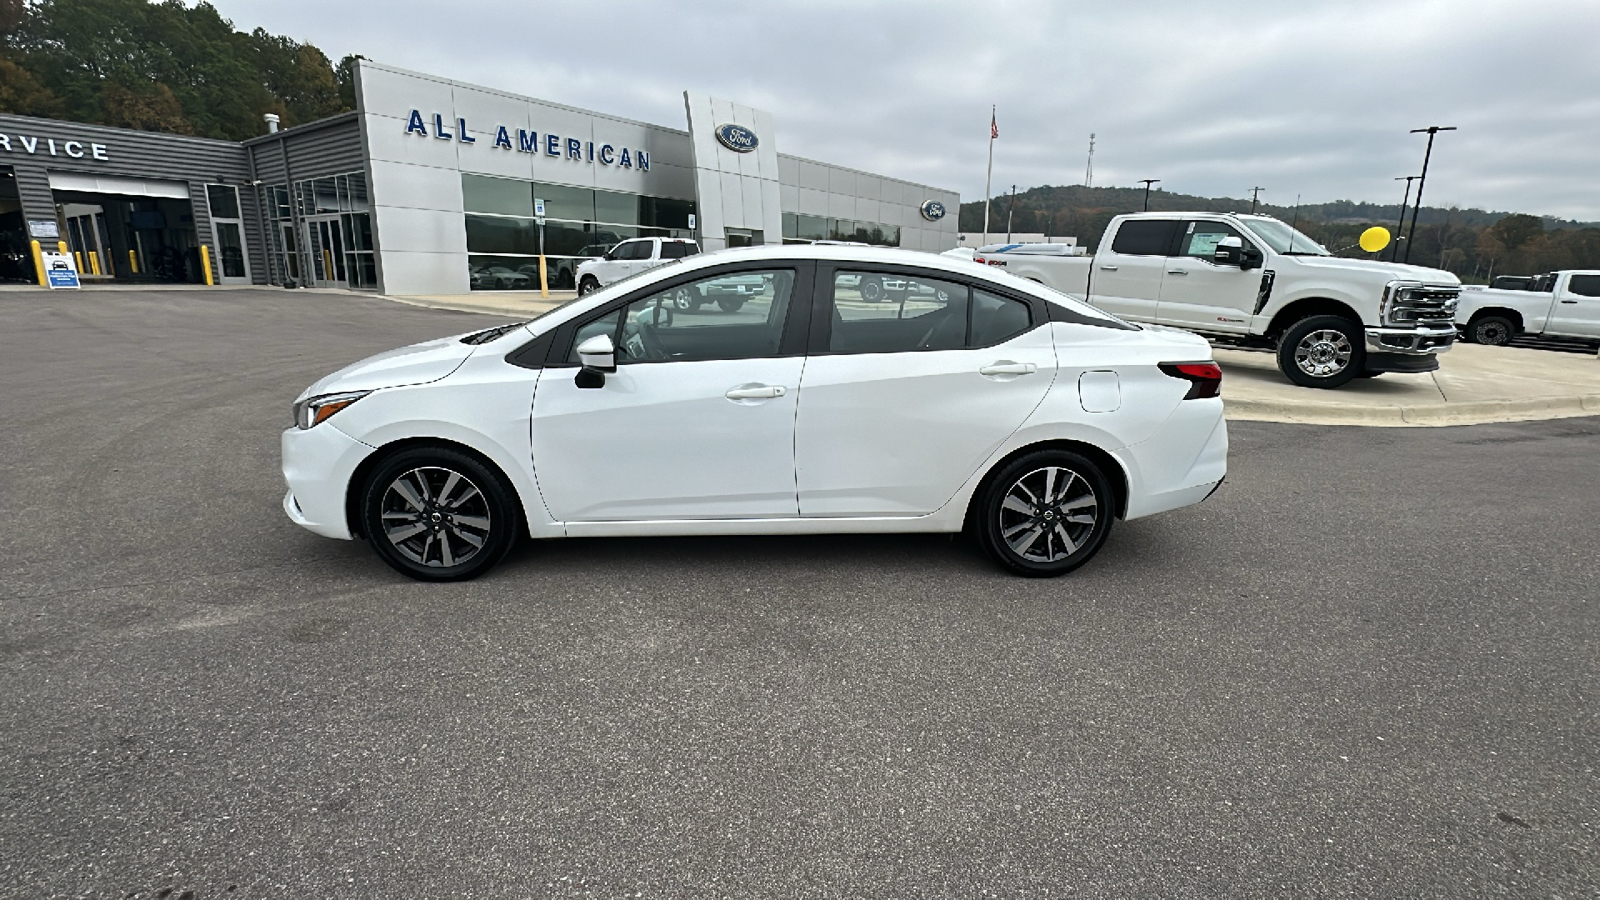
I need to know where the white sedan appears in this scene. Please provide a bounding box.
[283,244,1227,581]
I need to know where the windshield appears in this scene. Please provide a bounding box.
[1242,219,1330,256]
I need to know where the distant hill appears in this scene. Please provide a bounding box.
[959,185,1600,282]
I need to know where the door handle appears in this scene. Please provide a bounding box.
[725,384,785,400]
[979,362,1038,376]
[1099,265,1119,271]
[1167,268,1188,275]
[1559,299,1578,304]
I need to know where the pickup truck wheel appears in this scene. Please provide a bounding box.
[717,298,746,313]
[977,449,1113,577]
[672,287,699,311]
[1278,315,1365,389]
[861,278,884,302]
[578,275,601,296]
[1469,315,1514,346]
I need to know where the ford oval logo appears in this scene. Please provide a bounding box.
[715,123,759,153]
[920,199,946,221]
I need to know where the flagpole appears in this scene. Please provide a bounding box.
[982,105,995,247]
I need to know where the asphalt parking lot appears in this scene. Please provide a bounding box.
[2,288,1597,898]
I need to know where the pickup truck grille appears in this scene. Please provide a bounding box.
[1384,282,1460,327]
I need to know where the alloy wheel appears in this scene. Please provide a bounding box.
[997,466,1099,563]
[1294,329,1353,378]
[380,466,491,568]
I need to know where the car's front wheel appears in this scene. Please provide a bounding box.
[1277,315,1365,389]
[717,298,745,313]
[977,449,1113,577]
[361,446,519,582]
[578,275,601,296]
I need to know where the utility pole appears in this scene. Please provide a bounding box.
[1391,175,1418,262]
[1404,125,1456,263]
[1249,186,1264,214]
[1084,133,1095,188]
[1006,184,1017,242]
[982,105,997,247]
[1138,179,1160,212]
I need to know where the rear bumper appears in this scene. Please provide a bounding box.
[1117,399,1229,521]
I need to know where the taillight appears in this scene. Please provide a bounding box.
[1159,361,1222,399]
[974,256,987,264]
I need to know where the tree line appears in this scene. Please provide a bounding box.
[960,184,1600,282]
[0,0,357,141]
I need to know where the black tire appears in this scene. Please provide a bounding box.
[578,275,601,296]
[671,286,700,311]
[1469,315,1515,346]
[861,278,884,302]
[976,449,1114,578]
[717,297,745,313]
[1276,315,1365,389]
[361,446,520,582]
[1356,371,1382,378]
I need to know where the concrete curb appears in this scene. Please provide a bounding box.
[383,295,552,319]
[1225,393,1600,427]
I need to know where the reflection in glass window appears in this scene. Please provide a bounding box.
[462,174,534,218]
[465,215,540,255]
[593,189,638,226]
[830,271,967,354]
[530,182,595,222]
[615,270,794,362]
[205,184,240,219]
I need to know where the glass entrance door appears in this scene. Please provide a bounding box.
[62,203,113,279]
[304,216,346,287]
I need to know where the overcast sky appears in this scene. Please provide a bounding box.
[218,0,1600,221]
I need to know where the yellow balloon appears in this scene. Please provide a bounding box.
[1359,226,1392,253]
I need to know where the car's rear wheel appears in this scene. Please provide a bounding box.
[578,275,601,296]
[1277,315,1365,389]
[861,278,884,302]
[977,450,1113,577]
[361,447,519,582]
[672,287,699,311]
[717,298,745,313]
[1469,315,1515,346]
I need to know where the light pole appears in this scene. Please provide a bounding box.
[1249,186,1264,214]
[1391,175,1419,262]
[1404,125,1455,263]
[1138,179,1160,211]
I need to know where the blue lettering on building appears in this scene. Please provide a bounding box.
[403,109,649,174]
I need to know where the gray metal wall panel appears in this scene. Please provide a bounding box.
[245,114,364,185]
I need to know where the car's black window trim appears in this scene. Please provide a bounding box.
[548,260,816,367]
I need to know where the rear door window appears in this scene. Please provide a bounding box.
[1566,274,1600,297]
[1109,220,1179,256]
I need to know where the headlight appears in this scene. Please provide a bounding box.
[292,390,370,429]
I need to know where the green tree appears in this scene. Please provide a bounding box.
[1490,213,1543,251]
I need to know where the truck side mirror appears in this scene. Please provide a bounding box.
[1213,236,1244,266]
[1240,245,1264,271]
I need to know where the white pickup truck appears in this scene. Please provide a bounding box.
[1455,270,1600,345]
[576,237,700,296]
[970,212,1462,388]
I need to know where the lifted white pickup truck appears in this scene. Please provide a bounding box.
[1455,270,1600,345]
[971,212,1461,388]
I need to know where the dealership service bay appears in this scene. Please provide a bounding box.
[1,289,1597,896]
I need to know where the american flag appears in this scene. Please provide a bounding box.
[990,111,999,140]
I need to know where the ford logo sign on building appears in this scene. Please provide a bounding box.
[920,199,946,221]
[715,123,759,153]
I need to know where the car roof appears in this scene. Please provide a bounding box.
[535,243,1128,335]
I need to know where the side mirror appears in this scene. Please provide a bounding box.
[1213,236,1245,267]
[575,334,615,389]
[1241,246,1264,271]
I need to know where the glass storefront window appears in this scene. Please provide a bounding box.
[593,188,638,227]
[462,173,533,218]
[530,182,595,222]
[312,177,339,213]
[205,184,240,219]
[465,214,540,255]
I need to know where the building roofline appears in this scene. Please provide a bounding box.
[241,110,360,146]
[0,112,248,149]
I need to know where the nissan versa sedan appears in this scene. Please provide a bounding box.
[283,244,1228,581]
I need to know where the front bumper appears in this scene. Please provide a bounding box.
[281,423,376,540]
[1364,324,1456,356]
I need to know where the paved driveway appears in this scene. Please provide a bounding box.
[2,289,1596,897]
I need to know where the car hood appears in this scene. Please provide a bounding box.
[1284,255,1460,285]
[296,333,479,401]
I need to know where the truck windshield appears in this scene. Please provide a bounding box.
[1242,220,1330,256]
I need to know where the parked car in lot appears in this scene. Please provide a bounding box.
[470,266,532,290]
[970,212,1462,388]
[576,237,699,296]
[1455,270,1600,345]
[283,244,1228,581]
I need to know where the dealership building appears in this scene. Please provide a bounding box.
[0,60,960,295]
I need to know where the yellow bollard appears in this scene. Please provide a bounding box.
[88,251,100,276]
[200,245,215,285]
[537,252,549,297]
[30,240,46,286]
[57,240,66,255]
[128,250,139,274]
[74,251,83,272]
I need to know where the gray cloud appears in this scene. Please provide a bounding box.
[218,0,1600,220]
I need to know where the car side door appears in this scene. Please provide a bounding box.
[530,262,814,522]
[1545,273,1600,338]
[1087,219,1177,323]
[794,265,1056,517]
[1155,219,1264,334]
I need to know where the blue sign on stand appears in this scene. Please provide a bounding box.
[43,253,81,289]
